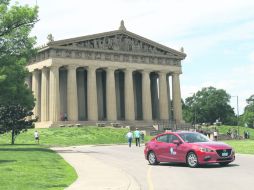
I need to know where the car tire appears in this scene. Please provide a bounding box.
[186,152,199,168]
[219,162,230,167]
[148,151,159,165]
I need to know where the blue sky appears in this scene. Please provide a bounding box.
[18,0,254,114]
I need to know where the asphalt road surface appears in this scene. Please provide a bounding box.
[73,144,254,190]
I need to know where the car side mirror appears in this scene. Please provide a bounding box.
[172,140,181,145]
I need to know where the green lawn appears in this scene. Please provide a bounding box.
[0,126,132,190]
[0,145,77,190]
[223,140,254,154]
[0,126,129,146]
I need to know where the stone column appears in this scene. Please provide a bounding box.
[25,75,32,89]
[67,65,78,121]
[172,72,183,123]
[87,66,98,121]
[32,70,40,120]
[159,71,169,120]
[106,67,117,121]
[142,70,152,121]
[167,75,172,121]
[41,67,49,121]
[49,66,60,122]
[124,68,135,121]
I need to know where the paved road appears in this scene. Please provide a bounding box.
[69,144,254,190]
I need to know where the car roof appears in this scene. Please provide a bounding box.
[164,131,196,134]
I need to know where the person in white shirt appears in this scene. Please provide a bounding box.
[134,128,141,147]
[126,129,133,147]
[34,130,40,144]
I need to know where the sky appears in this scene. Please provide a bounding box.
[17,0,254,114]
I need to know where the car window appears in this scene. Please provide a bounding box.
[156,135,168,143]
[178,133,210,143]
[167,134,180,143]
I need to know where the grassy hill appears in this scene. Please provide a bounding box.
[0,126,130,146]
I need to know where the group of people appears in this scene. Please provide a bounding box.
[126,128,144,147]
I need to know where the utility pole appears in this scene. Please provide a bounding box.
[236,96,239,139]
[232,95,239,139]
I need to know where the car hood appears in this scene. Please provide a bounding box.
[191,141,232,150]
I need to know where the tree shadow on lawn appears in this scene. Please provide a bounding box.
[0,144,53,153]
[0,160,17,164]
[157,162,239,168]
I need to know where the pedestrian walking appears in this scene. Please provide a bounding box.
[134,128,141,147]
[126,129,133,147]
[34,130,40,144]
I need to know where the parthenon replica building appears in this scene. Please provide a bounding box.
[26,21,186,128]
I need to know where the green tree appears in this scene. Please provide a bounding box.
[183,87,236,125]
[241,95,254,128]
[0,0,38,144]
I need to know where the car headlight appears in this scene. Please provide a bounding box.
[199,147,214,152]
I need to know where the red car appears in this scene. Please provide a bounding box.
[144,131,235,167]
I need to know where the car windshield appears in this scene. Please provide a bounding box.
[178,133,211,143]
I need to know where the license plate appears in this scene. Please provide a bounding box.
[222,152,228,157]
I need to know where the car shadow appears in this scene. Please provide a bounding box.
[154,162,239,168]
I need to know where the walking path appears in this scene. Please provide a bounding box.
[51,146,140,190]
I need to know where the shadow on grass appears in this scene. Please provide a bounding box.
[0,147,53,152]
[0,144,41,146]
[0,160,17,164]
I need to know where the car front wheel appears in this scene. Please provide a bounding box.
[187,152,199,168]
[148,151,159,165]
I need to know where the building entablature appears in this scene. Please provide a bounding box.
[29,26,186,67]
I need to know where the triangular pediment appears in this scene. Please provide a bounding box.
[47,30,186,59]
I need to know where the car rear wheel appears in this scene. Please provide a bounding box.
[219,162,230,167]
[148,151,159,165]
[187,152,199,168]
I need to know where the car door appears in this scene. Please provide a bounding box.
[153,134,170,162]
[167,134,186,162]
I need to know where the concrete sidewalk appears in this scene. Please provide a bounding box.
[52,146,140,190]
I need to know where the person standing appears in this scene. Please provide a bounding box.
[134,128,141,147]
[34,130,40,144]
[213,129,218,141]
[126,129,133,147]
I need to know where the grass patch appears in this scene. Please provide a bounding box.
[0,126,130,146]
[0,145,77,190]
[223,140,254,154]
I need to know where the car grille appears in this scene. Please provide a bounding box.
[216,149,232,157]
[217,157,233,161]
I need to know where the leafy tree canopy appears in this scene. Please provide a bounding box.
[183,87,236,125]
[0,0,38,144]
[241,95,254,128]
[0,0,38,107]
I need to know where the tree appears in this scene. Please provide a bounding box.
[0,105,37,144]
[0,0,38,144]
[183,87,236,125]
[240,95,254,128]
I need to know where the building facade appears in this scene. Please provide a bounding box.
[26,22,186,128]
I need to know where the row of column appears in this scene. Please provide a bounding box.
[31,65,183,123]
